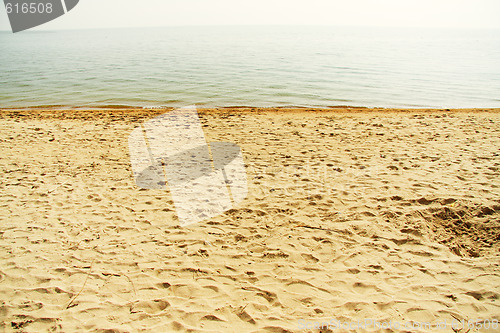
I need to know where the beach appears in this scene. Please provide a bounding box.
[0,107,499,332]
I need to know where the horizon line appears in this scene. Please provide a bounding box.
[2,24,500,33]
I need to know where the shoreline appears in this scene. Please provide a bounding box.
[2,106,500,119]
[3,105,500,111]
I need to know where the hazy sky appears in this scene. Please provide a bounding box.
[1,0,500,31]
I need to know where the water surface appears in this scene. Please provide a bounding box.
[1,26,499,108]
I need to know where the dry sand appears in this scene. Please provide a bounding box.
[0,107,499,332]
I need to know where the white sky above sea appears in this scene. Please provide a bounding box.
[1,0,500,31]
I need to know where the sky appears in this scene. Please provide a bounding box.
[1,0,500,31]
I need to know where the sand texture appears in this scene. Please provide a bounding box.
[1,107,499,332]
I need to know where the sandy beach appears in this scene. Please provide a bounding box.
[0,107,499,332]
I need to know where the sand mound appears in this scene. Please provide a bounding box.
[388,198,500,257]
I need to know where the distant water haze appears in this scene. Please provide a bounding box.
[1,26,499,108]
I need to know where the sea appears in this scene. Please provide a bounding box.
[1,26,499,108]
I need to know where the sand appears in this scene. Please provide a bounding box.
[0,107,499,332]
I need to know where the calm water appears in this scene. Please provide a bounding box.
[1,26,499,108]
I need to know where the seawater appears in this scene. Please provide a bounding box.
[1,26,499,108]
